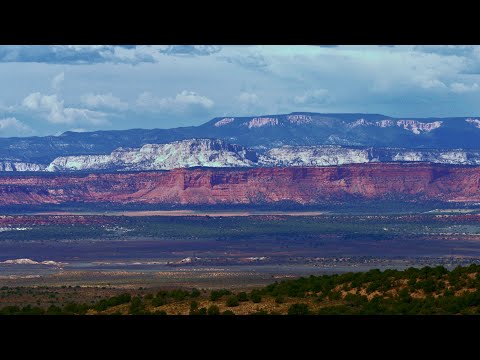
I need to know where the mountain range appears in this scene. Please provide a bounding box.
[3,139,480,172]
[1,111,479,207]
[1,112,480,171]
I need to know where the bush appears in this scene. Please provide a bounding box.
[190,288,201,298]
[417,279,436,294]
[169,289,189,301]
[207,305,220,315]
[226,296,239,307]
[129,297,145,315]
[21,306,45,315]
[237,292,249,302]
[94,300,109,312]
[210,289,232,301]
[46,305,63,315]
[287,303,310,315]
[152,296,167,307]
[64,302,88,315]
[275,295,285,304]
[189,301,199,315]
[328,291,342,301]
[197,307,207,315]
[250,291,262,303]
[251,310,269,315]
[222,310,235,315]
[444,289,455,297]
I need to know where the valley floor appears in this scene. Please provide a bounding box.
[1,212,480,289]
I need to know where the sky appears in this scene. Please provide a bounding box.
[1,45,480,137]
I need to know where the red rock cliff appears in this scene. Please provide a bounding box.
[0,163,479,205]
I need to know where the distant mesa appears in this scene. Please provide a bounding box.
[0,112,480,171]
[1,139,480,172]
[0,163,479,206]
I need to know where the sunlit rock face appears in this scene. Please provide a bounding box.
[2,141,480,172]
[46,139,258,171]
[0,163,479,206]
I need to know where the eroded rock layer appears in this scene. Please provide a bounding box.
[0,163,479,206]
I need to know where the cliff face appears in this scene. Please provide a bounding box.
[2,112,480,165]
[0,163,479,206]
[46,139,258,172]
[4,141,480,172]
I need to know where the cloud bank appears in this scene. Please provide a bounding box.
[1,45,480,136]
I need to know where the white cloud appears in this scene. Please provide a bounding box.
[223,53,268,70]
[417,78,447,90]
[136,90,214,113]
[81,93,128,111]
[414,45,475,57]
[22,92,108,125]
[236,92,262,114]
[0,117,34,136]
[5,45,480,135]
[237,92,260,105]
[158,45,222,56]
[450,82,479,93]
[51,71,64,91]
[0,45,223,65]
[294,89,331,105]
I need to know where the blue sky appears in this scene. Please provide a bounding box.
[0,45,480,137]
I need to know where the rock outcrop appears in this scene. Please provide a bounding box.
[3,141,480,172]
[0,163,478,206]
[2,112,480,165]
[46,139,258,171]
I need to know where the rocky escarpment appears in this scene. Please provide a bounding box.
[1,112,480,164]
[0,164,479,206]
[46,139,258,171]
[262,146,480,167]
[2,140,480,172]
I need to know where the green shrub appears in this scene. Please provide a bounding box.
[226,296,239,307]
[169,289,189,301]
[287,303,310,315]
[189,301,199,315]
[190,288,201,298]
[129,297,145,315]
[237,292,249,302]
[250,291,262,303]
[210,289,231,301]
[197,307,207,315]
[152,296,167,307]
[207,305,220,315]
[328,291,342,301]
[46,305,63,315]
[251,310,269,315]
